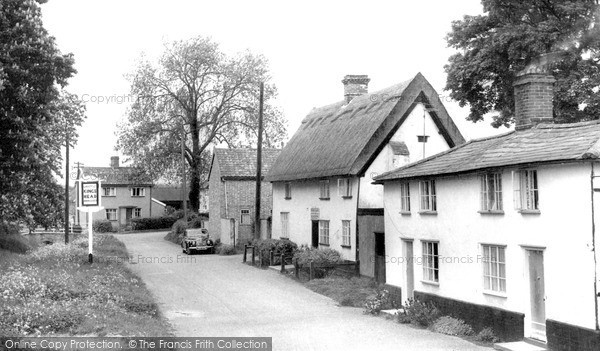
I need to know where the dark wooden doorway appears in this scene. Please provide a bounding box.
[311,220,319,248]
[374,232,386,283]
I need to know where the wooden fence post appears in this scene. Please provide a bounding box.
[280,253,285,273]
[309,261,314,281]
[269,250,274,266]
[243,244,247,263]
[252,246,256,266]
[294,258,299,279]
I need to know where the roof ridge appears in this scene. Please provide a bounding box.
[536,119,600,129]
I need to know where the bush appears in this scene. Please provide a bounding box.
[294,247,342,278]
[0,222,20,236]
[364,289,399,315]
[164,219,187,245]
[92,220,114,233]
[131,216,178,231]
[475,327,501,343]
[0,235,31,253]
[398,298,440,327]
[254,239,298,266]
[431,316,474,336]
[218,244,237,255]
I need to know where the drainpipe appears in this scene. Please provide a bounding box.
[355,176,361,270]
[590,162,599,330]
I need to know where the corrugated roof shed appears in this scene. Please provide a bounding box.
[211,148,281,180]
[374,120,600,182]
[266,73,465,182]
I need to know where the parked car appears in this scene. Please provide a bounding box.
[181,228,215,255]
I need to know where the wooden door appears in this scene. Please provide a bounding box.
[374,232,386,284]
[528,249,546,341]
[311,220,319,248]
[403,240,414,299]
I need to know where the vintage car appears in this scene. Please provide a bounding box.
[181,228,215,255]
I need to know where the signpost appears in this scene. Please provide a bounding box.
[76,179,103,263]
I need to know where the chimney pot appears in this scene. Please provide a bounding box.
[342,74,370,103]
[513,73,555,130]
[110,156,119,168]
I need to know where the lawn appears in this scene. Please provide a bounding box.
[303,275,379,308]
[0,234,173,336]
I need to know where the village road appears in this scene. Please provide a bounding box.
[115,232,488,351]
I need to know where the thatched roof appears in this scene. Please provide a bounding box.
[373,120,600,182]
[210,148,281,180]
[266,73,465,182]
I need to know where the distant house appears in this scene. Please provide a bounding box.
[266,74,465,281]
[80,156,166,230]
[374,69,600,349]
[208,148,281,245]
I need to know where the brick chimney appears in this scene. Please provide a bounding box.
[110,156,119,168]
[342,74,370,103]
[513,62,556,130]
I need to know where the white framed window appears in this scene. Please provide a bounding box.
[513,170,539,211]
[419,180,437,212]
[103,187,116,196]
[240,209,251,225]
[400,183,411,212]
[106,209,117,221]
[480,173,503,211]
[342,220,351,247]
[338,178,352,198]
[422,241,439,283]
[319,220,330,245]
[284,182,292,199]
[280,212,289,238]
[319,180,330,199]
[482,245,506,293]
[133,208,141,218]
[130,187,145,197]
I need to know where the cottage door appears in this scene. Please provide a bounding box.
[125,208,133,229]
[374,232,386,284]
[403,240,414,299]
[528,249,546,341]
[311,220,319,248]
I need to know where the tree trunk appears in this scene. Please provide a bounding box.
[189,114,201,211]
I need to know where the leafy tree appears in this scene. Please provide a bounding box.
[117,36,287,210]
[445,0,600,127]
[0,0,86,226]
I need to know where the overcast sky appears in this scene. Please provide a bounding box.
[40,0,509,170]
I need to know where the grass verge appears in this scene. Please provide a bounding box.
[303,276,378,307]
[0,234,173,336]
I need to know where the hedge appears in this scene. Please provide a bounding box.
[131,216,179,231]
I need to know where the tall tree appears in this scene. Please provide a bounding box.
[445,0,600,127]
[0,0,86,226]
[117,37,287,210]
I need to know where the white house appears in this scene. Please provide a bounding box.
[266,73,465,282]
[374,69,600,350]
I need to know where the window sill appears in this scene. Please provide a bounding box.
[341,195,353,199]
[131,196,145,198]
[420,280,439,287]
[319,243,330,247]
[319,197,330,201]
[400,211,411,216]
[518,209,541,215]
[478,210,505,215]
[483,290,507,298]
[418,211,438,215]
[102,195,116,197]
[284,197,292,200]
[341,245,351,249]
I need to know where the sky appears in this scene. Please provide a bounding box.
[39,0,509,170]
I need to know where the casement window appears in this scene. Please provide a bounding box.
[319,180,330,199]
[103,187,116,196]
[133,208,141,218]
[105,209,117,221]
[482,245,506,293]
[240,209,251,225]
[422,241,439,283]
[513,170,539,211]
[419,180,437,212]
[342,220,351,247]
[284,182,292,199]
[338,178,352,198]
[480,173,503,211]
[130,187,145,197]
[400,183,411,213]
[319,220,330,245]
[280,212,289,238]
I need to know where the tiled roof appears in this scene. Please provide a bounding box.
[374,120,600,182]
[82,166,153,186]
[266,73,465,182]
[211,148,281,180]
